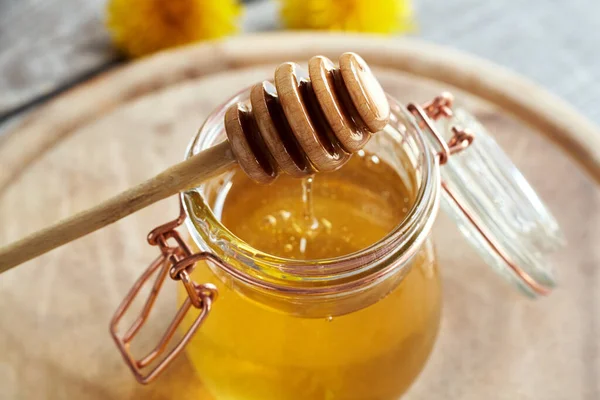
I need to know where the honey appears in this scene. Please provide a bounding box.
[180,151,441,400]
[219,152,411,260]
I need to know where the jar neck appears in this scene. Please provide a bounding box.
[182,90,440,297]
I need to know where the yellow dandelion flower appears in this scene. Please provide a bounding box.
[106,0,241,58]
[279,0,414,34]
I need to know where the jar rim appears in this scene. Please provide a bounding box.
[182,90,440,292]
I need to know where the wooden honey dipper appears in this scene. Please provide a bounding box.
[0,52,389,272]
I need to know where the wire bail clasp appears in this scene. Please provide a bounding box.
[407,92,474,163]
[110,202,221,384]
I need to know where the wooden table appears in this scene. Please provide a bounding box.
[1,33,599,400]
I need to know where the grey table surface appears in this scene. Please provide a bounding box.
[0,0,599,134]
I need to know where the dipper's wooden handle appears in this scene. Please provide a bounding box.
[0,52,389,273]
[0,141,235,273]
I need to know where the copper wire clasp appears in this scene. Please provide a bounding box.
[407,92,474,163]
[408,93,550,296]
[110,202,220,384]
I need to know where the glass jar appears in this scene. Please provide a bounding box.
[110,89,562,399]
[179,91,442,400]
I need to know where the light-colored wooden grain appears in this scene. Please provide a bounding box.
[0,34,598,399]
[0,141,235,273]
[274,61,350,172]
[250,81,308,177]
[339,52,390,132]
[309,55,370,153]
[224,103,277,184]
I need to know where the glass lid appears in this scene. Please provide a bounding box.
[416,97,565,297]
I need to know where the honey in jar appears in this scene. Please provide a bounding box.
[181,152,440,400]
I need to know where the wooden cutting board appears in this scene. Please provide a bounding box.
[0,33,598,400]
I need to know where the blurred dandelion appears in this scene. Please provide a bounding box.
[106,0,241,58]
[279,0,414,34]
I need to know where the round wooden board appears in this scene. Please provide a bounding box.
[0,33,598,400]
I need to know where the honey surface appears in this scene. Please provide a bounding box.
[181,152,441,400]
[221,151,411,259]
